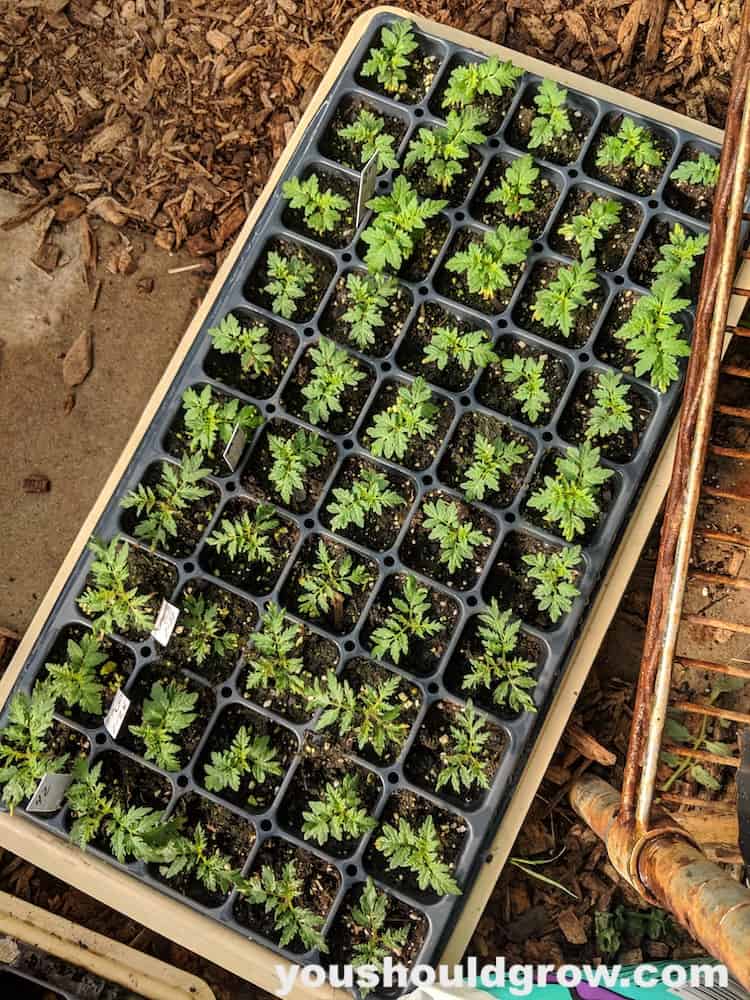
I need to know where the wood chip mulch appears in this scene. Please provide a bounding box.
[0,0,742,265]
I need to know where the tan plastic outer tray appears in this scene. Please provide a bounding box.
[1,7,746,997]
[0,889,214,999]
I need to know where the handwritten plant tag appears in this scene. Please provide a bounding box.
[356,153,379,227]
[151,599,180,647]
[222,424,247,472]
[104,688,131,738]
[27,772,72,813]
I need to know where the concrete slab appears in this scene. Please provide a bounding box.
[0,193,209,632]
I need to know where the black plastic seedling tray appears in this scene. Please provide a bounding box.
[0,8,725,989]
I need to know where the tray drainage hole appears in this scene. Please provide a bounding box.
[140,645,151,658]
[455,211,465,221]
[467,595,478,607]
[346,864,358,877]
[95,732,107,745]
[427,682,439,694]
[614,274,625,285]
[304,517,315,529]
[579,352,590,363]
[497,318,508,329]
[489,138,500,149]
[184,561,195,573]
[418,285,429,296]
[344,639,356,653]
[533,242,543,254]
[266,403,276,414]
[542,431,553,442]
[342,252,352,263]
[388,772,399,784]
[504,512,516,523]
[384,555,395,567]
[569,168,578,178]
[343,438,354,450]
[221,685,233,699]
[304,326,314,337]
[648,199,658,208]
[378,178,389,190]
[176,775,189,788]
[422,474,433,486]
[414,107,424,118]
[381,361,392,373]
[226,481,237,493]
[460,395,471,407]
[261,819,273,832]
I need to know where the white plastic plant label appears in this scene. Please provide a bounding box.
[104,688,130,738]
[356,152,379,226]
[151,598,180,646]
[222,424,247,472]
[26,772,73,813]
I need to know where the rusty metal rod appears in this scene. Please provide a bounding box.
[688,570,750,590]
[672,699,750,724]
[570,775,750,989]
[675,655,750,679]
[694,528,750,546]
[716,403,750,418]
[684,614,750,633]
[661,743,740,767]
[721,364,750,377]
[709,444,750,459]
[703,484,750,502]
[621,0,750,831]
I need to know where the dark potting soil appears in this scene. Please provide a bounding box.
[360,380,454,471]
[404,699,506,808]
[334,657,421,767]
[515,260,605,349]
[117,666,214,771]
[471,156,561,234]
[558,369,653,464]
[78,545,177,643]
[361,575,460,677]
[357,44,438,105]
[436,228,524,315]
[163,579,256,685]
[329,882,427,982]
[320,96,407,170]
[400,491,496,591]
[34,721,90,815]
[483,531,583,630]
[282,170,358,249]
[199,497,297,596]
[319,456,415,552]
[397,301,494,392]
[445,608,545,718]
[164,385,260,477]
[364,789,466,900]
[154,792,255,907]
[508,98,592,165]
[233,838,339,952]
[120,460,219,558]
[281,536,377,635]
[368,213,450,283]
[319,271,412,357]
[279,736,380,857]
[476,337,570,427]
[197,703,297,812]
[41,623,134,729]
[438,412,534,509]
[282,347,375,435]
[404,146,482,208]
[628,217,705,298]
[522,448,617,544]
[203,319,298,400]
[241,420,337,514]
[664,146,717,222]
[244,238,335,323]
[549,187,642,272]
[242,622,339,723]
[587,115,671,196]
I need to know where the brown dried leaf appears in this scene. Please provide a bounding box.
[62,328,92,387]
